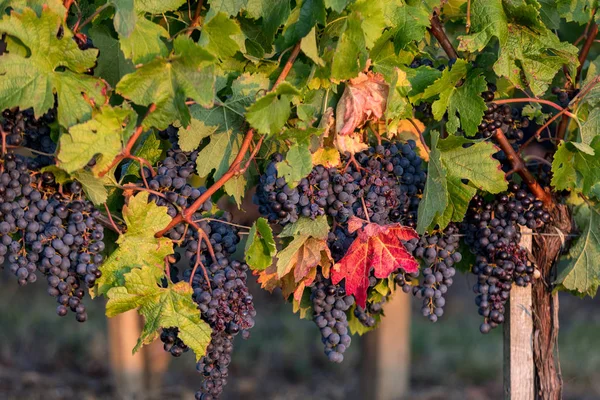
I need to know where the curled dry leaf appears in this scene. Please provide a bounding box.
[335,71,389,136]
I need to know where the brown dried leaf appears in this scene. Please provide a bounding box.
[336,71,389,136]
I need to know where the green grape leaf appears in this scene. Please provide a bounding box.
[89,24,135,87]
[178,119,219,152]
[199,12,244,59]
[194,129,248,203]
[301,27,325,66]
[349,0,386,48]
[245,217,277,271]
[370,31,413,81]
[416,131,447,234]
[422,60,487,136]
[111,0,136,38]
[330,12,367,81]
[0,7,108,127]
[557,0,596,25]
[95,192,174,297]
[280,215,330,240]
[191,72,271,134]
[418,135,506,232]
[116,36,216,130]
[282,0,326,45]
[134,0,186,14]
[552,139,600,199]
[538,0,561,29]
[205,0,248,20]
[582,107,600,146]
[0,0,65,16]
[120,16,169,65]
[246,83,300,135]
[245,0,291,50]
[58,105,136,175]
[458,0,579,96]
[392,0,430,52]
[325,0,350,12]
[556,202,600,297]
[106,266,211,360]
[72,169,111,205]
[276,142,313,187]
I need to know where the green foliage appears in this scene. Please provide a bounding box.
[245,218,277,271]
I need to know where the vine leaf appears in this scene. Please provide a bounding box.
[110,0,136,38]
[300,27,325,66]
[458,0,579,96]
[330,12,368,80]
[0,0,65,16]
[557,0,596,25]
[245,218,277,271]
[418,135,506,233]
[336,71,389,136]
[277,142,313,187]
[332,219,418,308]
[0,7,108,127]
[72,169,111,205]
[551,138,600,200]
[120,16,169,65]
[422,60,487,137]
[177,119,219,152]
[89,24,135,87]
[58,105,136,175]
[205,0,248,21]
[106,266,211,361]
[199,12,245,59]
[192,72,271,133]
[280,215,330,240]
[391,0,430,52]
[581,108,600,146]
[556,202,600,297]
[245,0,290,50]
[281,0,326,45]
[134,0,186,14]
[416,131,447,234]
[94,192,174,297]
[116,36,216,130]
[246,82,300,135]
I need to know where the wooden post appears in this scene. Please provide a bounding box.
[361,292,411,400]
[503,228,534,400]
[108,310,147,399]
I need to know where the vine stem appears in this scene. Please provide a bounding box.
[188,0,205,34]
[494,128,552,207]
[73,3,110,33]
[104,204,123,235]
[492,98,577,118]
[427,12,458,59]
[557,14,599,141]
[156,41,303,237]
[98,104,157,177]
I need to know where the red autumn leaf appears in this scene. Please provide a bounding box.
[335,71,389,136]
[331,222,419,308]
[347,216,365,234]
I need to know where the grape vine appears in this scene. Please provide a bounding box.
[0,1,599,399]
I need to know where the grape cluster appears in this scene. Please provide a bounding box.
[311,273,354,363]
[478,90,530,141]
[194,331,234,400]
[145,147,212,221]
[1,107,57,167]
[401,224,461,322]
[552,86,578,108]
[461,184,549,333]
[255,141,425,228]
[0,153,104,322]
[160,327,190,357]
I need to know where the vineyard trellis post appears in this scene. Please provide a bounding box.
[504,228,535,400]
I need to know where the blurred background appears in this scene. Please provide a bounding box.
[1,267,600,400]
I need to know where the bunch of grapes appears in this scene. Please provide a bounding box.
[0,153,105,322]
[160,327,190,357]
[461,184,549,333]
[1,107,57,167]
[255,140,425,228]
[311,273,354,363]
[401,224,461,322]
